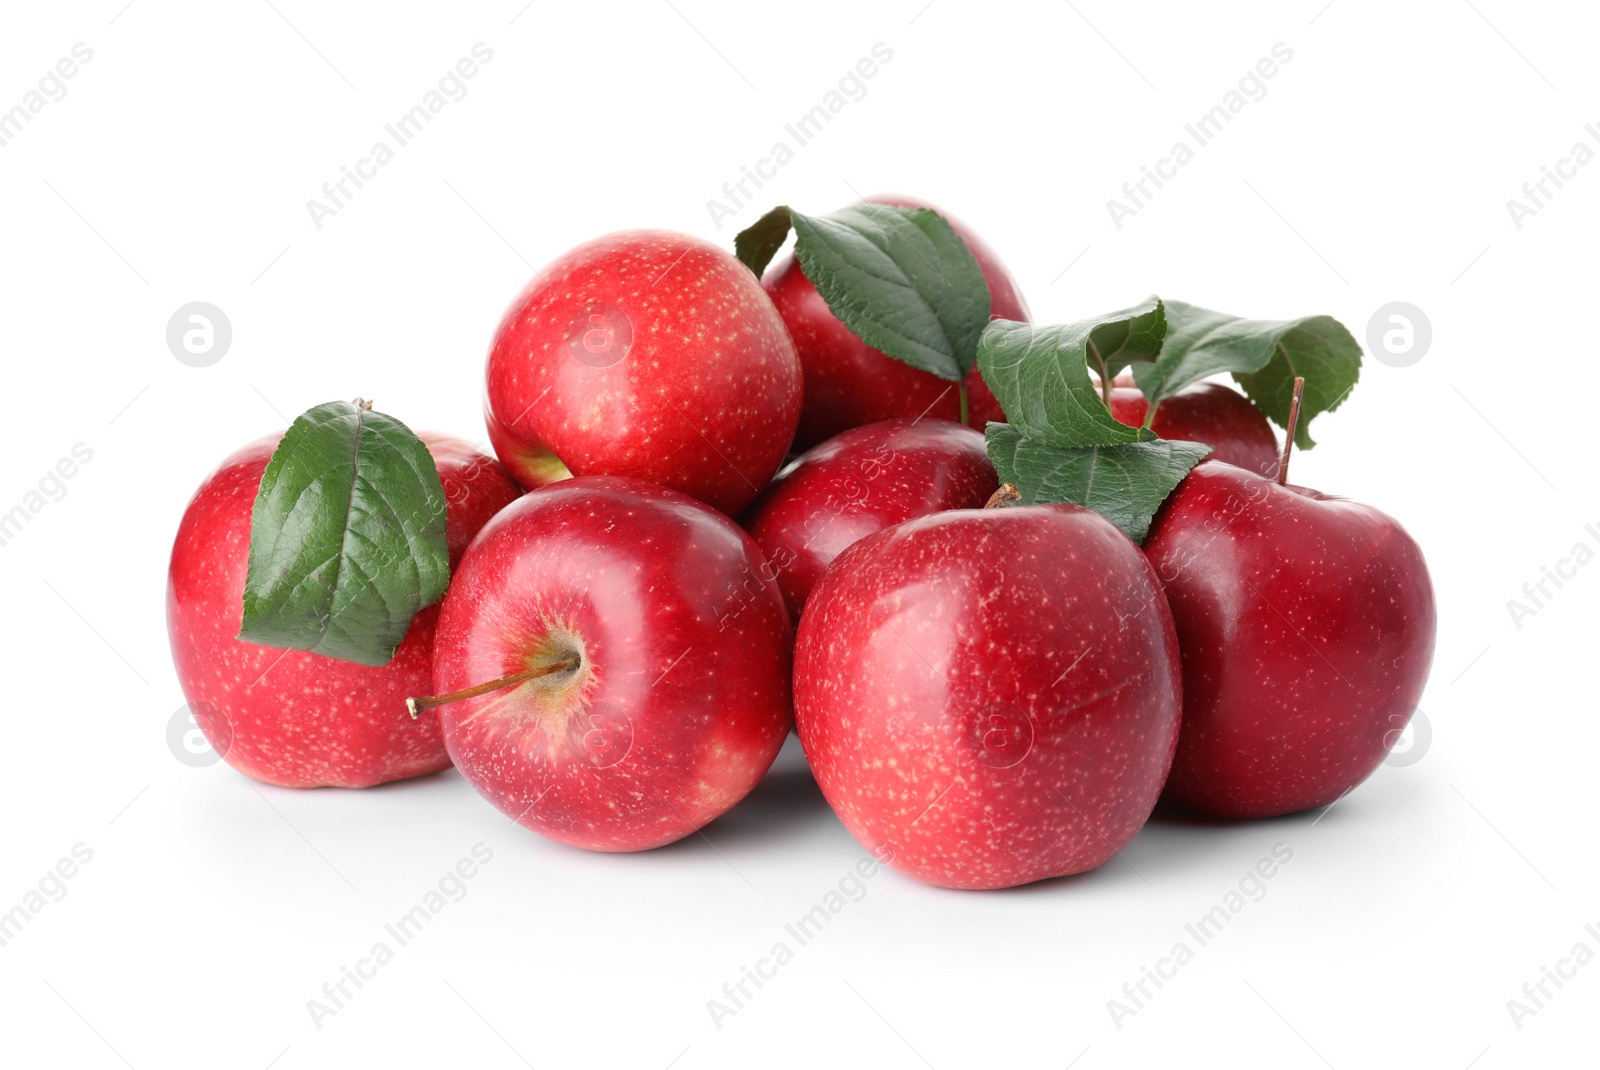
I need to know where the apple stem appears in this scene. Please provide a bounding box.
[984,483,1021,509]
[958,382,969,427]
[406,656,580,718]
[1087,340,1112,409]
[1275,376,1306,486]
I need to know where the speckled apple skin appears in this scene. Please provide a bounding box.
[485,229,802,515]
[432,476,793,852]
[166,432,523,789]
[764,195,1032,451]
[793,504,1182,890]
[742,418,998,621]
[1110,383,1280,478]
[1143,462,1437,819]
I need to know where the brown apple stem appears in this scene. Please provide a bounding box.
[1087,340,1112,409]
[984,483,1021,509]
[406,656,580,718]
[958,382,970,427]
[1276,376,1307,486]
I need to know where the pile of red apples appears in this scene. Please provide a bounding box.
[168,196,1435,890]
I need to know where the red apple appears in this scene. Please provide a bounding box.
[1110,382,1279,478]
[426,476,793,852]
[167,433,522,788]
[764,195,1031,450]
[485,229,802,515]
[742,418,999,620]
[1142,461,1436,818]
[793,503,1182,889]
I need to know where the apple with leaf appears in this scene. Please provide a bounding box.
[738,201,1434,874]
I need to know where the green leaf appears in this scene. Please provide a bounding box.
[1084,300,1169,384]
[238,399,450,667]
[976,302,1165,448]
[986,423,1210,543]
[734,203,992,381]
[976,303,1207,543]
[734,205,793,277]
[1130,300,1360,448]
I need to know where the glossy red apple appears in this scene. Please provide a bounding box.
[485,229,802,515]
[426,476,793,852]
[793,502,1182,889]
[167,433,522,788]
[1110,382,1279,478]
[1142,461,1436,818]
[764,195,1031,450]
[742,418,998,620]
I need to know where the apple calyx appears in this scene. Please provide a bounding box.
[406,655,582,718]
[984,483,1021,509]
[1275,376,1307,486]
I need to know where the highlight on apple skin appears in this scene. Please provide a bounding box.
[793,502,1183,890]
[429,475,794,852]
[166,433,522,789]
[741,417,999,621]
[485,229,803,515]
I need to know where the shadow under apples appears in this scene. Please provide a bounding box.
[1108,802,1330,883]
[932,801,1332,899]
[358,765,462,793]
[536,735,1353,887]
[697,767,832,848]
[667,735,836,854]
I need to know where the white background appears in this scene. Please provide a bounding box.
[1,1,1595,1067]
